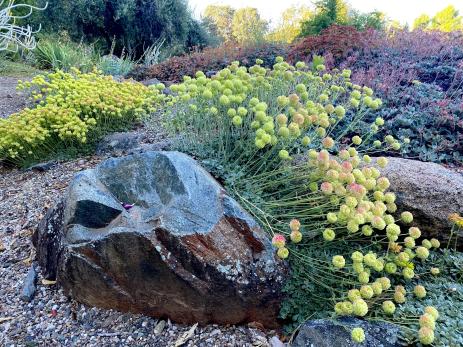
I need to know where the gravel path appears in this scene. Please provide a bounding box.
[0,77,29,118]
[0,154,281,346]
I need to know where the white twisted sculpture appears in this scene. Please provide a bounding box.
[0,0,48,51]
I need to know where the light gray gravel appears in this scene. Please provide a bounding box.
[0,77,29,118]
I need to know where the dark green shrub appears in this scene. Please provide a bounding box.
[30,0,210,56]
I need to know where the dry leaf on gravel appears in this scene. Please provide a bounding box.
[41,279,57,285]
[173,323,198,347]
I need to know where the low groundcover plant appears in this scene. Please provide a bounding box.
[0,68,166,166]
[158,57,449,345]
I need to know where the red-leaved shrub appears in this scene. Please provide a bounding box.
[129,42,288,82]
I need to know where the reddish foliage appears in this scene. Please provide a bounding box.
[288,25,378,64]
[129,42,288,82]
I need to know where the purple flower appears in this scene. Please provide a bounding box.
[121,202,134,210]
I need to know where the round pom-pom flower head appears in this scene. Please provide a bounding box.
[323,228,336,241]
[419,327,435,345]
[290,230,302,243]
[419,313,436,329]
[382,300,396,315]
[272,234,286,248]
[277,247,289,259]
[425,306,439,320]
[332,255,346,269]
[351,327,365,343]
[401,211,413,223]
[352,299,368,316]
[414,285,427,298]
[289,219,301,231]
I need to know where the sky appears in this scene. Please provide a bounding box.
[189,0,463,28]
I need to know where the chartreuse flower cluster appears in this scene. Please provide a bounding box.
[159,57,442,345]
[0,68,165,165]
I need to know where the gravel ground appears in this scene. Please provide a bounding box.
[0,77,29,118]
[0,154,282,347]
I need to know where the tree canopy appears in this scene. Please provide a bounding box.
[267,5,313,43]
[413,5,463,32]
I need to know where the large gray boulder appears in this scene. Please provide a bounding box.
[292,317,401,347]
[376,157,463,247]
[33,151,286,327]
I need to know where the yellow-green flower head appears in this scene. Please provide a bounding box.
[249,97,259,106]
[325,104,335,114]
[362,225,373,236]
[383,192,395,204]
[327,212,338,223]
[352,299,369,316]
[409,227,421,239]
[373,191,385,202]
[397,251,410,263]
[351,251,364,263]
[219,95,230,105]
[347,220,360,233]
[418,327,435,345]
[372,216,386,230]
[425,306,439,320]
[382,300,396,315]
[378,277,391,290]
[376,177,390,191]
[323,228,336,241]
[385,262,397,274]
[289,219,301,231]
[334,105,346,118]
[419,313,436,329]
[353,261,364,274]
[275,56,284,63]
[377,157,388,168]
[373,259,385,272]
[430,267,440,275]
[352,135,362,145]
[276,114,287,125]
[395,285,406,295]
[288,93,300,106]
[414,285,427,298]
[295,83,307,94]
[416,246,430,260]
[394,291,406,304]
[277,95,289,107]
[232,116,242,126]
[386,223,401,235]
[402,267,415,280]
[255,58,264,65]
[278,126,290,138]
[384,214,395,225]
[277,247,289,259]
[350,98,360,108]
[430,238,440,248]
[358,271,370,284]
[348,289,362,302]
[263,122,275,132]
[351,327,365,343]
[371,282,383,295]
[422,239,432,249]
[392,142,401,150]
[290,230,302,243]
[332,255,346,269]
[404,236,416,248]
[237,107,248,116]
[363,253,377,267]
[251,120,260,129]
[295,61,306,69]
[373,140,382,148]
[302,136,311,146]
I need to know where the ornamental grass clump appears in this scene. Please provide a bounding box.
[159,57,443,345]
[0,69,165,166]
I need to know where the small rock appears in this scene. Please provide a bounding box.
[154,320,166,335]
[269,336,284,347]
[292,317,400,347]
[27,161,55,172]
[96,132,143,156]
[20,264,37,302]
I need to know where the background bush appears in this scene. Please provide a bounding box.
[129,42,288,82]
[29,0,211,56]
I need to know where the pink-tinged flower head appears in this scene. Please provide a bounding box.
[339,149,350,160]
[321,182,333,194]
[289,219,301,231]
[272,234,286,248]
[342,161,353,172]
[318,150,330,163]
[348,183,366,197]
